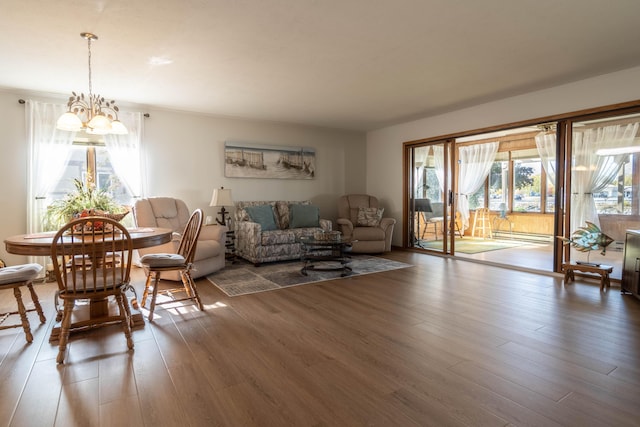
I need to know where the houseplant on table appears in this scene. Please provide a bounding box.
[43,179,129,231]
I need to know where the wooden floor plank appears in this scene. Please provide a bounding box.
[560,390,640,427]
[54,377,100,427]
[448,361,608,427]
[10,358,63,426]
[130,337,189,427]
[0,314,53,426]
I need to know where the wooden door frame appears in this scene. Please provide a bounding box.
[403,140,456,254]
[402,99,640,273]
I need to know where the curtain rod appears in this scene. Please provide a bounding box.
[17,98,150,118]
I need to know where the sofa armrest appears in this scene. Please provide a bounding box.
[200,224,228,242]
[336,218,354,238]
[236,220,262,236]
[381,217,396,251]
[380,217,396,233]
[319,218,332,232]
[235,221,263,260]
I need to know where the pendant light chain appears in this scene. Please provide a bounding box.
[87,35,93,101]
[87,35,94,115]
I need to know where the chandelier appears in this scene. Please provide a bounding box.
[56,32,127,135]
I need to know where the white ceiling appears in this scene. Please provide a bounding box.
[2,0,640,131]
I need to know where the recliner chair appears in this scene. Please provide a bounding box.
[336,194,396,253]
[133,197,227,280]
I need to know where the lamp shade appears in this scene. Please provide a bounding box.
[210,188,233,207]
[110,120,129,135]
[56,112,83,132]
[87,114,112,134]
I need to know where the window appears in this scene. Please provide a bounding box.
[570,114,640,233]
[469,186,484,211]
[50,145,136,208]
[592,154,634,215]
[488,153,509,211]
[545,174,556,213]
[26,101,143,237]
[512,149,542,212]
[459,134,555,214]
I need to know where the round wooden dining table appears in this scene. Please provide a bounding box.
[4,227,173,256]
[4,227,173,340]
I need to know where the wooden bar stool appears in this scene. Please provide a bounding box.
[0,263,46,343]
[472,208,493,239]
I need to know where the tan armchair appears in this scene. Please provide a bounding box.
[133,197,227,280]
[337,194,396,253]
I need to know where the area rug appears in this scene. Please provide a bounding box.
[206,255,412,297]
[417,238,526,254]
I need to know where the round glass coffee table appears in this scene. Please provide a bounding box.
[298,236,355,277]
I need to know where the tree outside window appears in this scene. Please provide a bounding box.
[488,154,509,210]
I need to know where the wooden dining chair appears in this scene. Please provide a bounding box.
[50,216,134,364]
[140,209,204,321]
[0,263,46,343]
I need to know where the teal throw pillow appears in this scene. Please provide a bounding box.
[289,204,320,228]
[245,205,278,231]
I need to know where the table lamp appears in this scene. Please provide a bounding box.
[210,187,233,226]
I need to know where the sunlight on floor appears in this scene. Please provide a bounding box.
[418,235,624,280]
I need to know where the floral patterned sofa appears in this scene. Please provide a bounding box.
[234,200,332,266]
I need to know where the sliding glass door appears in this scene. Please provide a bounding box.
[404,103,640,279]
[406,125,563,272]
[407,140,456,254]
[563,112,640,277]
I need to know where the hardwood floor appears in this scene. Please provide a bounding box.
[1,250,640,426]
[424,237,625,280]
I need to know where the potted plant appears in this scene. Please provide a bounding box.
[43,179,128,231]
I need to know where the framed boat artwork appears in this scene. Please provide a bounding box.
[224,141,316,179]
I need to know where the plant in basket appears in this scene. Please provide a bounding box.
[70,209,104,233]
[43,179,128,231]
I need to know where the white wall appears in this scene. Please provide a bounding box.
[0,89,366,265]
[367,66,640,246]
[142,108,365,216]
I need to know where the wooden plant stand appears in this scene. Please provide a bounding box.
[562,261,613,291]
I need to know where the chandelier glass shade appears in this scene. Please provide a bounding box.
[56,32,127,135]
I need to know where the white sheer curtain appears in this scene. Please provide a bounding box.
[535,132,557,186]
[433,145,446,193]
[413,146,428,199]
[26,100,75,268]
[570,123,639,233]
[26,100,75,235]
[104,111,145,200]
[457,141,498,230]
